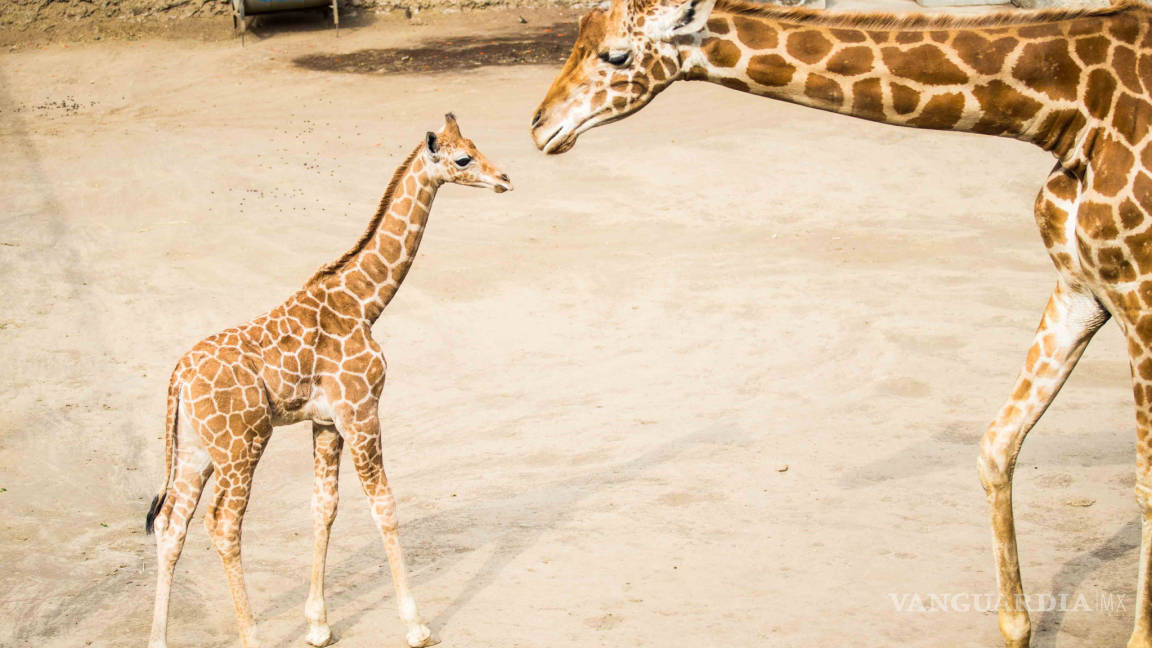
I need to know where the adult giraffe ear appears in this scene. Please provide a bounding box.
[425,131,439,157]
[648,0,715,40]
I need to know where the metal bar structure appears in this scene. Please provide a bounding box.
[232,0,340,42]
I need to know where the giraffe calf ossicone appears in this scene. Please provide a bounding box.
[143,114,512,648]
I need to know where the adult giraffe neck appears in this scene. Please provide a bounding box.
[309,145,441,325]
[676,2,1137,159]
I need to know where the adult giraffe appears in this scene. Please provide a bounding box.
[532,0,1152,646]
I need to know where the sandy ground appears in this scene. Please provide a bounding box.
[0,2,1144,646]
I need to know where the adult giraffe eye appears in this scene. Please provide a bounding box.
[598,50,631,67]
[454,156,472,168]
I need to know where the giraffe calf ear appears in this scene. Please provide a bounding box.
[443,112,461,136]
[425,131,439,155]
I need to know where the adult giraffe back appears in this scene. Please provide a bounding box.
[532,1,1152,646]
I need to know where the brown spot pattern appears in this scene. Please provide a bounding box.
[747,54,796,87]
[804,73,845,108]
[1036,197,1068,247]
[733,16,778,50]
[1084,69,1118,120]
[703,38,741,68]
[953,33,1018,76]
[891,82,920,115]
[1115,46,1142,93]
[909,92,965,129]
[971,80,1042,135]
[882,45,969,85]
[706,17,729,35]
[1080,201,1120,240]
[1091,135,1136,196]
[719,77,751,92]
[1114,94,1152,146]
[1012,40,1081,101]
[1074,35,1110,66]
[786,30,834,65]
[826,46,874,77]
[852,78,885,121]
[829,28,867,43]
[1035,109,1087,156]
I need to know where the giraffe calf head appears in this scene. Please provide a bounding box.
[530,0,715,154]
[425,113,513,193]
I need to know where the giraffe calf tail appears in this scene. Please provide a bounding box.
[145,492,166,535]
[146,370,181,535]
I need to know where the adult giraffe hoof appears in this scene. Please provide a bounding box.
[1126,633,1152,648]
[406,624,438,647]
[305,623,334,647]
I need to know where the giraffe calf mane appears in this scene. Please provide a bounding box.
[713,0,1140,31]
[306,144,423,287]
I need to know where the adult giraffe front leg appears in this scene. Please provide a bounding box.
[338,407,436,648]
[305,423,343,647]
[978,280,1108,647]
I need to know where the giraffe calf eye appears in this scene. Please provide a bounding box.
[454,156,472,168]
[598,50,631,67]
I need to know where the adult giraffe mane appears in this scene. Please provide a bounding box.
[711,0,1137,30]
[307,144,422,286]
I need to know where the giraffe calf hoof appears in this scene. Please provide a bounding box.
[406,625,438,647]
[305,624,334,647]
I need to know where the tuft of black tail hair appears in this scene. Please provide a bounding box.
[145,493,165,535]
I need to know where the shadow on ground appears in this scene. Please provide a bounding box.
[293,22,577,75]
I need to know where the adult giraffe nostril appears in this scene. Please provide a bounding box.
[531,108,543,128]
[500,174,510,182]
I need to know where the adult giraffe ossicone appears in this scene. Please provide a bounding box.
[533,1,1152,646]
[144,114,512,648]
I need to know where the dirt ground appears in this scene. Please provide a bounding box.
[0,2,1144,647]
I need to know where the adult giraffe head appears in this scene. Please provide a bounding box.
[530,0,715,154]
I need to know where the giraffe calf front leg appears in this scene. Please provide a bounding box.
[305,424,342,648]
[372,490,437,648]
[345,423,436,648]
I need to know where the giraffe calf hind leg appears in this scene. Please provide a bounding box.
[148,441,213,648]
[304,424,342,648]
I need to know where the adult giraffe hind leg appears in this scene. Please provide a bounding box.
[978,281,1108,648]
[305,423,343,648]
[1128,330,1152,648]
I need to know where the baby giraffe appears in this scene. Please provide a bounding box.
[144,114,512,648]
